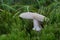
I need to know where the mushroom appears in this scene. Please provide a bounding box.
[19,12,49,31]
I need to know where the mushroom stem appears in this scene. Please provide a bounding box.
[33,19,42,31]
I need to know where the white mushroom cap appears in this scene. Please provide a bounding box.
[19,12,49,31]
[20,12,46,22]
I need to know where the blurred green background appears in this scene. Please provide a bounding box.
[0,0,60,40]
